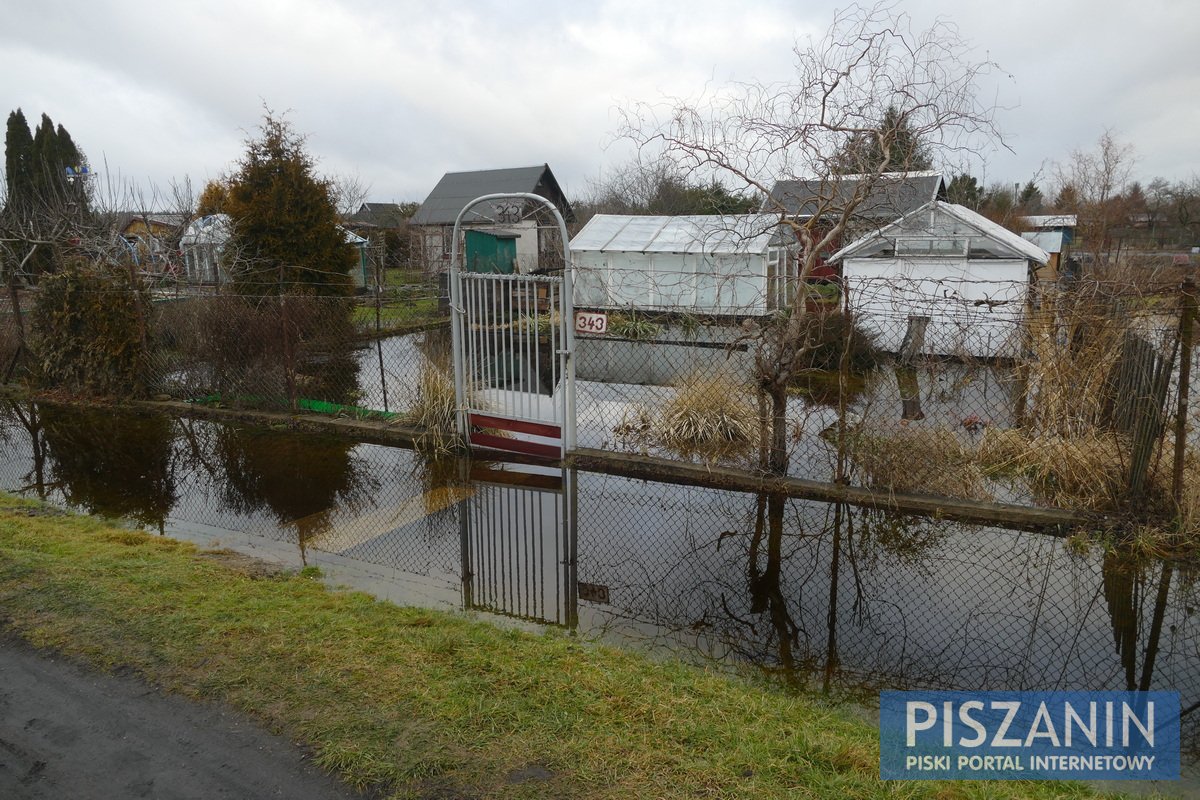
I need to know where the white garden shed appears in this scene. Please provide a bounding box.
[569,214,795,315]
[829,200,1049,359]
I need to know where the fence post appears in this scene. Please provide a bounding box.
[374,251,389,413]
[1171,278,1196,510]
[279,264,297,412]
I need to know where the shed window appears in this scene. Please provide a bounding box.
[895,238,966,256]
[650,253,688,308]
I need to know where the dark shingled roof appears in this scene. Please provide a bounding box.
[766,172,945,221]
[411,164,574,226]
[347,202,409,228]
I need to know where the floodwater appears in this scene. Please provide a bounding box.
[350,330,1025,485]
[0,400,1197,768]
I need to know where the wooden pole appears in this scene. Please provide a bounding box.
[374,250,389,412]
[1172,278,1195,511]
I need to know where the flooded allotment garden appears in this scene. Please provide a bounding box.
[1,399,1197,758]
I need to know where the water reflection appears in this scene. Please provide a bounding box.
[894,366,925,421]
[1103,553,1175,692]
[213,426,377,561]
[461,464,576,626]
[0,401,1195,755]
[6,402,177,529]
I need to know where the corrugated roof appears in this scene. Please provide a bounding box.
[116,212,189,232]
[1021,230,1065,254]
[765,171,944,219]
[829,201,1049,265]
[1021,214,1077,230]
[569,214,782,254]
[411,164,574,226]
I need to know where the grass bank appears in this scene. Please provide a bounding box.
[0,496,1099,800]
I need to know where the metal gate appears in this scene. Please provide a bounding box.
[449,193,576,459]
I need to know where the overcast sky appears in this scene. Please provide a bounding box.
[2,0,1197,207]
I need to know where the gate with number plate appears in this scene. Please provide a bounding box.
[449,193,576,459]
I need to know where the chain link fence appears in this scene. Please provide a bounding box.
[571,270,1197,537]
[0,404,1195,752]
[2,263,1199,535]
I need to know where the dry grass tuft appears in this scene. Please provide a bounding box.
[978,428,1132,511]
[405,359,459,452]
[1173,457,1200,545]
[851,426,991,501]
[653,372,757,461]
[1021,288,1168,438]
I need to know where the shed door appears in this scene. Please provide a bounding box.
[465,230,517,274]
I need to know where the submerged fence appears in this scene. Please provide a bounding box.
[1,266,1199,539]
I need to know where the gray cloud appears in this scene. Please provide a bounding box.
[2,0,1196,205]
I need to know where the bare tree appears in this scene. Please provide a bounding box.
[577,155,757,222]
[1053,130,1135,263]
[1168,176,1200,243]
[328,171,372,220]
[619,2,1004,473]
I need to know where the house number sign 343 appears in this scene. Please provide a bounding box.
[574,311,608,335]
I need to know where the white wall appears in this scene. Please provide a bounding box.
[843,257,1029,358]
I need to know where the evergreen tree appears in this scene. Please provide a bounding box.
[224,112,355,297]
[1053,184,1080,212]
[1018,180,1043,212]
[1124,181,1147,213]
[31,113,59,198]
[15,112,89,216]
[196,179,229,216]
[832,105,932,175]
[4,109,34,214]
[54,123,88,213]
[1,109,89,280]
[946,174,983,209]
[56,124,81,170]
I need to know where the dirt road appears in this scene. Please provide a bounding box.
[0,636,364,799]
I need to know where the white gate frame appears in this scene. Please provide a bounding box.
[448,193,576,458]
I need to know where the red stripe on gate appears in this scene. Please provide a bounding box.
[469,465,563,491]
[469,432,562,460]
[468,413,561,440]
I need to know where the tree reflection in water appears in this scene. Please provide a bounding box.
[37,404,177,531]
[3,401,49,500]
[738,494,947,692]
[214,426,377,560]
[1102,550,1174,692]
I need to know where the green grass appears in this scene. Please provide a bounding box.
[383,268,428,289]
[351,297,442,332]
[0,495,1106,799]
